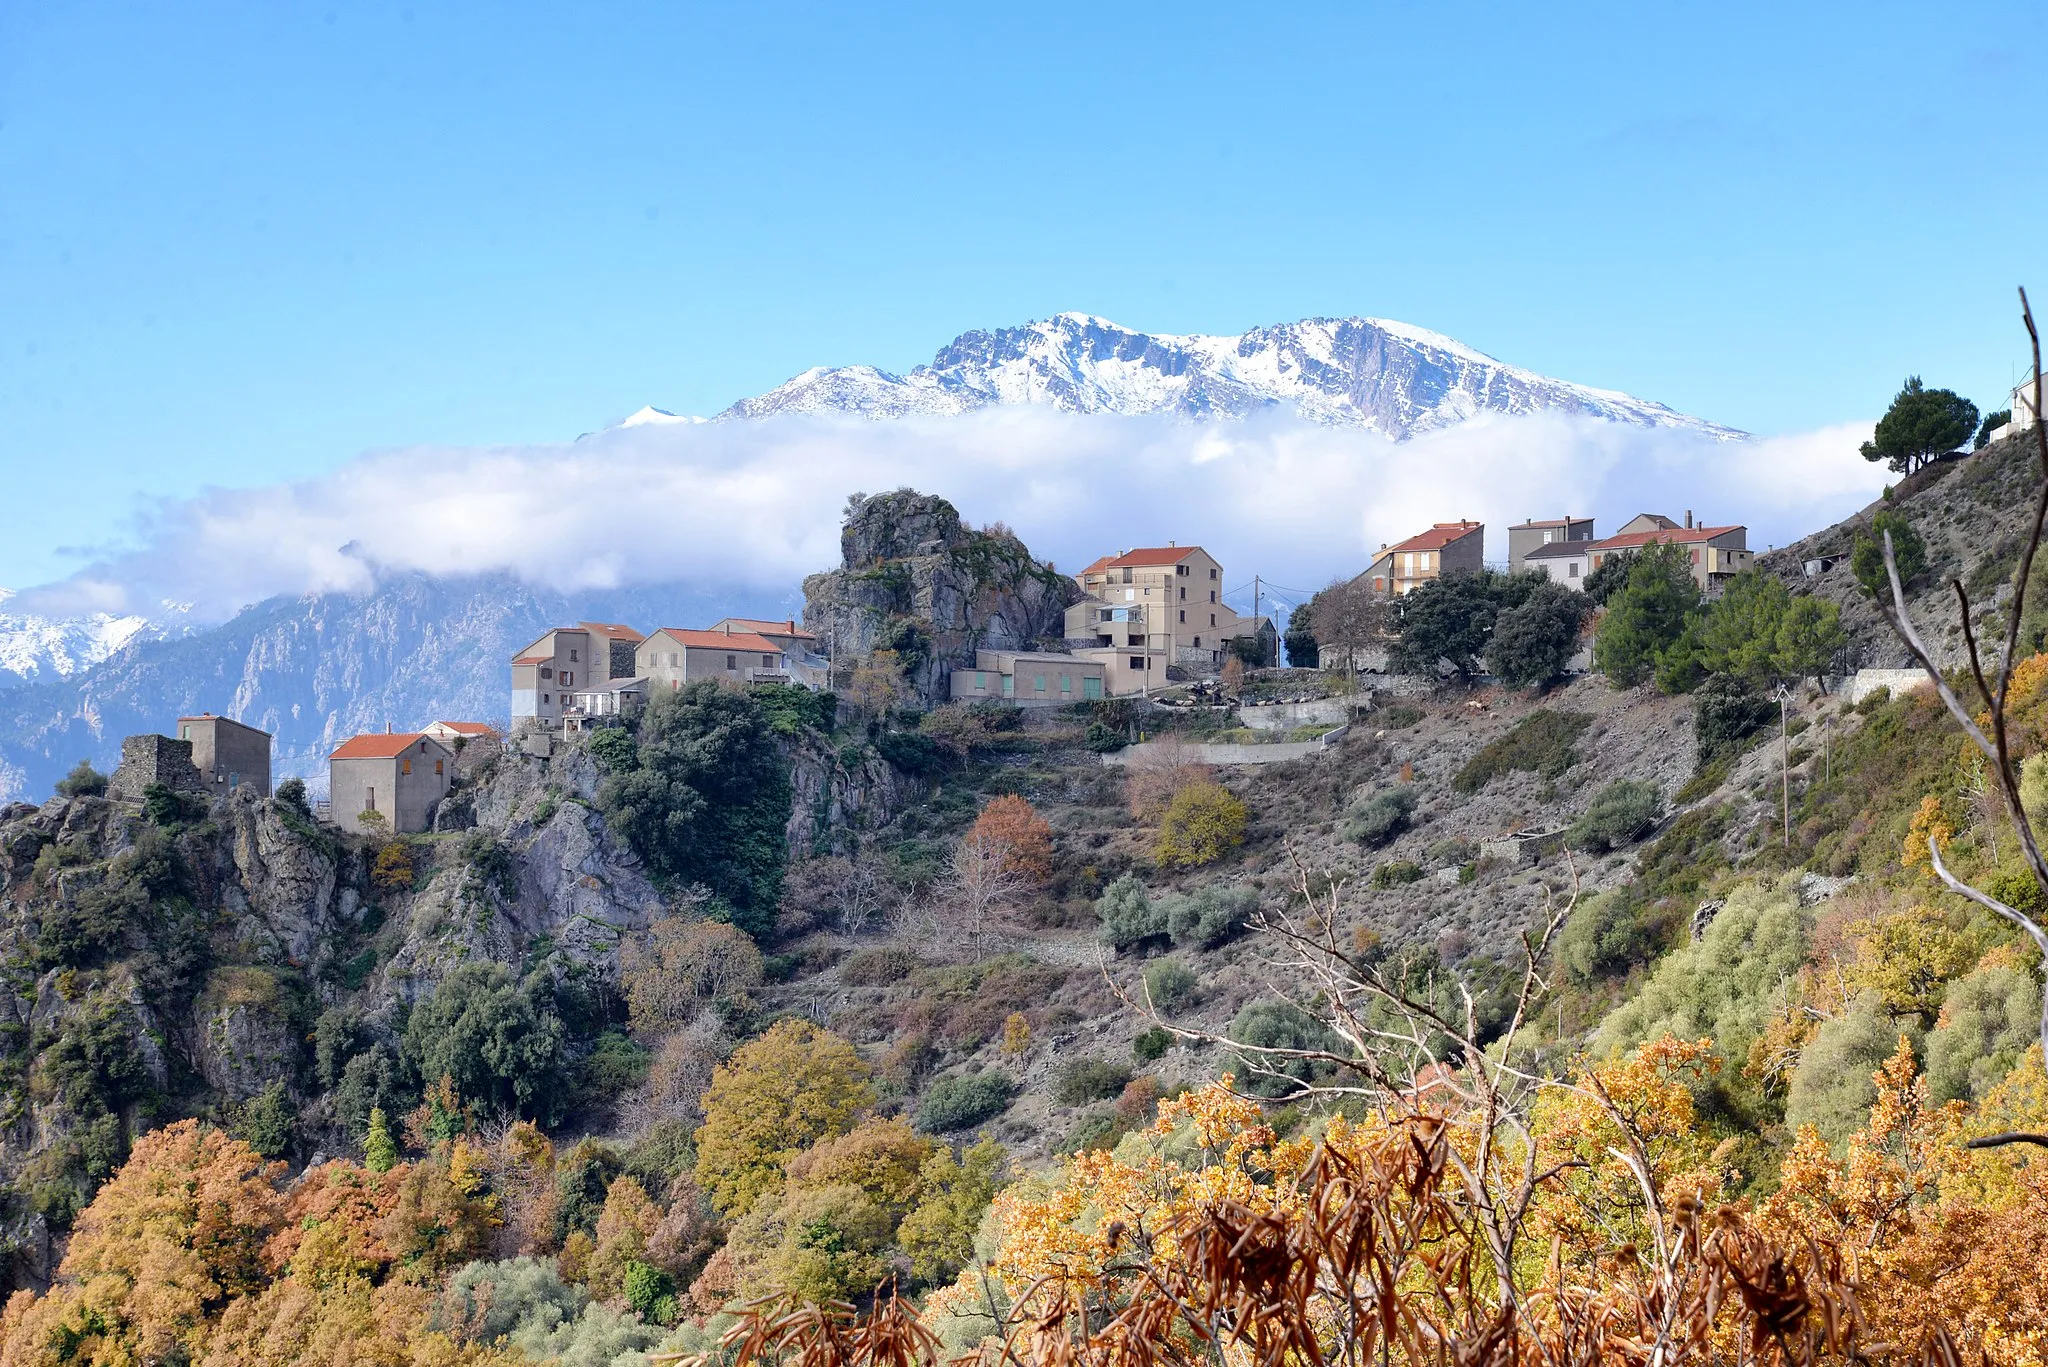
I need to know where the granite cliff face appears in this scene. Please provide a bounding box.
[801,491,1080,705]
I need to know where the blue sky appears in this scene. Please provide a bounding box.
[3,0,2044,591]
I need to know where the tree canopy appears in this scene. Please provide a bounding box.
[1860,376,1978,474]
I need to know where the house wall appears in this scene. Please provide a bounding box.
[179,717,272,797]
[511,629,595,723]
[637,634,786,690]
[109,734,205,803]
[950,650,1105,705]
[329,738,453,834]
[1507,520,1593,573]
[1071,549,1241,675]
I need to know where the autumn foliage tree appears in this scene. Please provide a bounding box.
[692,1019,877,1217]
[967,794,1053,884]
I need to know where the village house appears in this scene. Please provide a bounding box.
[562,677,650,732]
[327,731,455,834]
[1506,516,1595,574]
[175,713,273,797]
[420,720,499,745]
[1064,544,1252,695]
[708,617,830,687]
[950,649,1106,706]
[635,626,788,691]
[1523,539,1596,586]
[1362,521,1484,596]
[510,623,643,725]
[1585,512,1751,594]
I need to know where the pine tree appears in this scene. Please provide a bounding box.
[1860,376,1979,474]
[364,1106,397,1173]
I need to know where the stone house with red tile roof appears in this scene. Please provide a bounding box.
[1362,521,1485,596]
[1586,512,1751,594]
[328,731,455,833]
[635,626,789,691]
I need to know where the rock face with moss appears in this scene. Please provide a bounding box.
[802,490,1080,705]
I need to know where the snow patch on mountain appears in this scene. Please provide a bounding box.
[0,590,163,684]
[687,313,1744,441]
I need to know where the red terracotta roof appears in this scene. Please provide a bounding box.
[512,653,552,666]
[330,733,443,760]
[1102,546,1203,569]
[646,628,783,653]
[716,617,817,640]
[1590,525,1744,552]
[578,621,644,642]
[1384,521,1483,554]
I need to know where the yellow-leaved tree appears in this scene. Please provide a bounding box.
[693,1019,877,1217]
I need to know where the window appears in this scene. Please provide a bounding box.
[1193,636,1202,647]
[1034,674,1046,692]
[975,671,987,689]
[1544,529,1556,543]
[1568,563,1580,578]
[402,758,412,775]
[1124,588,1135,602]
[1099,608,1112,622]
[1690,549,1700,564]
[1002,674,1014,698]
[1127,635,1142,646]
[435,759,444,775]
[366,786,376,811]
[180,725,190,739]
[1178,586,1185,600]
[763,654,775,667]
[542,693,550,703]
[569,648,579,662]
[563,672,572,686]
[1121,568,1132,584]
[1176,564,1187,576]
[540,666,554,680]
[726,654,737,669]
[1209,567,1217,578]
[1130,656,1146,669]
[1060,674,1072,694]
[1210,613,1216,626]
[1209,591,1216,602]
[1178,610,1185,623]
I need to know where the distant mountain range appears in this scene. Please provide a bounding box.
[702,313,1746,441]
[0,311,1743,802]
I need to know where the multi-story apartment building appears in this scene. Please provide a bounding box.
[1064,544,1246,695]
[510,623,643,725]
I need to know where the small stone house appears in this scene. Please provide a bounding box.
[950,649,1105,706]
[328,732,455,834]
[176,713,273,797]
[108,734,205,803]
[635,627,788,691]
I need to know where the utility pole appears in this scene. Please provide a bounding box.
[1778,686,1792,848]
[1824,713,1832,785]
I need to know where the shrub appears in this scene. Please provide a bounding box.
[875,730,949,776]
[1452,711,1593,794]
[274,777,310,817]
[1370,860,1424,888]
[1555,886,1664,985]
[1052,1058,1131,1106]
[402,962,572,1125]
[1567,779,1663,853]
[439,1256,588,1345]
[1162,884,1257,949]
[754,682,838,737]
[1851,509,1929,597]
[371,840,416,892]
[1096,874,1166,952]
[1154,781,1248,868]
[231,1080,297,1159]
[1694,675,1777,766]
[1132,1026,1172,1062]
[1142,958,1198,1011]
[1485,579,1589,688]
[577,1031,652,1107]
[55,760,109,798]
[1227,1000,1340,1098]
[840,946,924,986]
[1924,961,2041,1104]
[1343,787,1416,847]
[1374,704,1424,729]
[587,727,639,774]
[1785,998,1913,1149]
[915,1071,1016,1132]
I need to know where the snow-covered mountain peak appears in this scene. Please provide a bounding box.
[0,588,177,685]
[698,313,1744,440]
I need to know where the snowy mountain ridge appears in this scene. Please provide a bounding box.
[0,589,185,686]
[696,312,1745,441]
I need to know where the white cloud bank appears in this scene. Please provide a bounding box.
[17,409,1882,622]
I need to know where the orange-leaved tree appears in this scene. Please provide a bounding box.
[969,794,1054,884]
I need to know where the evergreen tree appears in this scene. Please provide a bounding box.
[1282,602,1319,668]
[1774,595,1847,691]
[364,1106,398,1172]
[1593,543,1701,688]
[1860,376,1978,474]
[1389,571,1510,678]
[1485,578,1589,688]
[1851,509,1928,599]
[1692,570,1791,687]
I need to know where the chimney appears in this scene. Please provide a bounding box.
[1685,510,1693,529]
[385,722,392,734]
[786,619,795,633]
[1169,540,1176,547]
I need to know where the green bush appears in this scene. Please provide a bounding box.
[1567,779,1663,853]
[755,683,838,736]
[438,1256,589,1346]
[1851,509,1929,597]
[576,1031,651,1107]
[1160,884,1257,949]
[1694,675,1777,766]
[596,681,793,939]
[1555,887,1664,985]
[274,777,311,817]
[1785,998,1914,1149]
[1925,963,2041,1104]
[623,1258,680,1325]
[55,760,108,798]
[1343,787,1416,847]
[1052,1058,1131,1106]
[1227,999,1340,1098]
[587,727,639,774]
[403,962,572,1125]
[1452,711,1593,794]
[915,1071,1016,1132]
[1374,704,1423,729]
[875,730,949,776]
[1132,1026,1173,1062]
[1370,860,1424,888]
[1096,875,1166,952]
[1485,579,1590,688]
[460,831,518,898]
[1142,958,1198,1011]
[231,1080,298,1159]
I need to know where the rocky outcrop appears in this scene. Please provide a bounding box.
[785,732,928,856]
[802,490,1080,705]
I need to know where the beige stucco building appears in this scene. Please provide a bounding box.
[949,649,1106,706]
[511,623,644,725]
[1064,545,1247,695]
[328,732,455,834]
[175,713,273,798]
[1587,512,1751,595]
[636,627,788,691]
